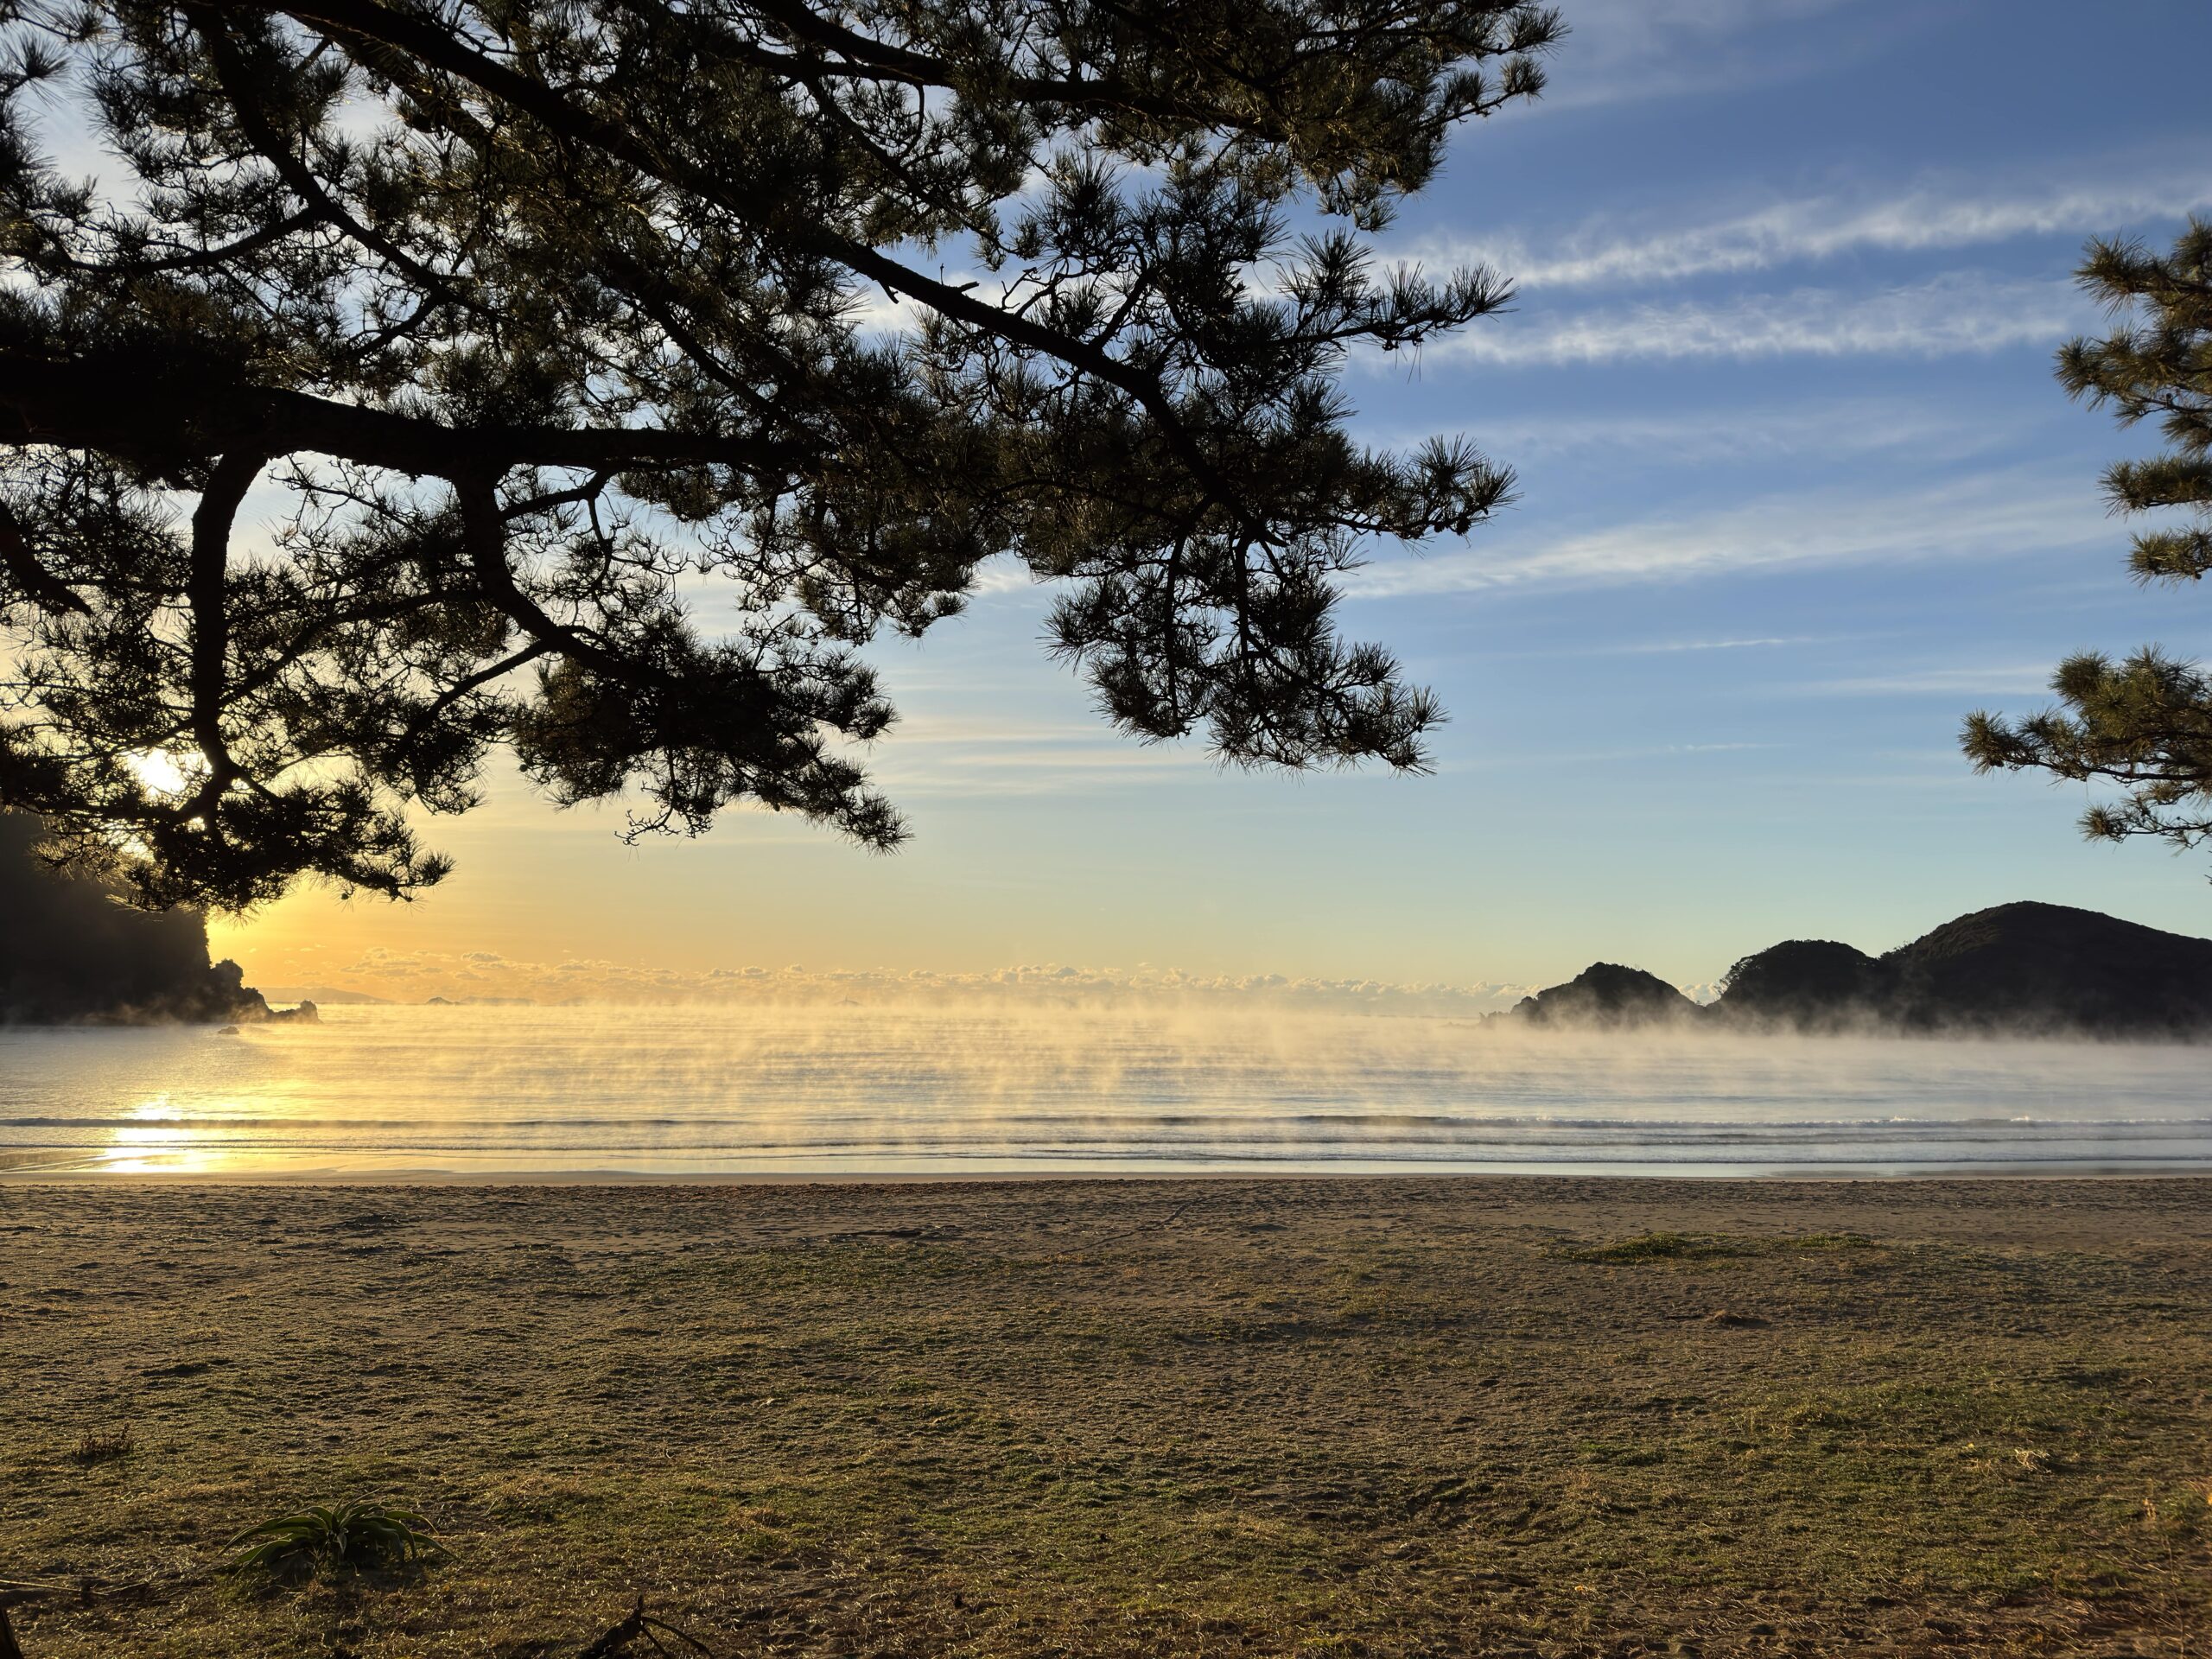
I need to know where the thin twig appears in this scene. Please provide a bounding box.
[0,1569,210,1605]
[641,1612,718,1656]
[577,1596,648,1657]
[576,1596,719,1658]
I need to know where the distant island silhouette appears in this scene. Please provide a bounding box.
[1508,902,2212,1039]
[0,814,306,1027]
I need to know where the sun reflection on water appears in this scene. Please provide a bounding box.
[99,1095,199,1173]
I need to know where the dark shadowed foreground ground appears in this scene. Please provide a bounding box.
[2,1179,2208,1656]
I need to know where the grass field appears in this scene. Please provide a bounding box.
[3,1178,2208,1656]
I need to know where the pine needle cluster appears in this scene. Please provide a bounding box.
[1964,219,2212,858]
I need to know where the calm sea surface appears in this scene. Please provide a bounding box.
[2,1003,2208,1177]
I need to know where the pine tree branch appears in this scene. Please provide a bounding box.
[0,348,802,480]
[0,503,88,614]
[188,6,485,321]
[275,0,1238,503]
[184,448,264,812]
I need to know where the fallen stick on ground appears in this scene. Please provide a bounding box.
[577,1596,718,1657]
[0,1568,222,1656]
[0,1572,207,1605]
[0,1580,76,1659]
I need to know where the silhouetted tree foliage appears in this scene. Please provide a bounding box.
[1965,219,2212,860]
[0,0,1561,909]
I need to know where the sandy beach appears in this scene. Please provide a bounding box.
[3,1177,2209,1656]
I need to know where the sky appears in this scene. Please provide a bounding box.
[214,0,2212,1004]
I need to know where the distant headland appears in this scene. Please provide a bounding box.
[0,814,311,1027]
[1507,902,2212,1039]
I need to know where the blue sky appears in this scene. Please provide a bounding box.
[223,0,2212,999]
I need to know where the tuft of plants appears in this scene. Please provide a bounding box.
[1561,1230,1874,1265]
[1705,1308,1771,1329]
[1770,1232,1872,1252]
[68,1424,136,1466]
[225,1501,447,1579]
[1563,1232,1738,1264]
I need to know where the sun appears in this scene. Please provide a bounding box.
[126,748,197,798]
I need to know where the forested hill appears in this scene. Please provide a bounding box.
[0,815,270,1026]
[1723,903,2212,1036]
[1510,903,2212,1039]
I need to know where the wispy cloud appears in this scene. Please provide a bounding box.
[1470,740,1787,766]
[1535,0,1904,111]
[1791,664,2059,698]
[1340,467,2108,599]
[865,713,1217,796]
[1408,175,2212,292]
[968,554,1045,597]
[1616,636,1821,654]
[1478,632,1865,663]
[1446,397,2035,467]
[1419,274,2086,366]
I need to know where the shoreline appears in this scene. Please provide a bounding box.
[13,1163,2212,1184]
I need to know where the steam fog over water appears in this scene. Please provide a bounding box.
[3,1003,2209,1177]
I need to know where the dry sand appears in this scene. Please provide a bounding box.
[3,1177,2209,1656]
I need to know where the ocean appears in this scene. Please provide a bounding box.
[2,1001,2207,1177]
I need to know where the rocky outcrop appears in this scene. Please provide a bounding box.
[1509,963,1704,1029]
[0,814,272,1026]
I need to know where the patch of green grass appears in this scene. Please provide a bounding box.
[1563,1230,1873,1263]
[1563,1231,1739,1263]
[1769,1231,1874,1251]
